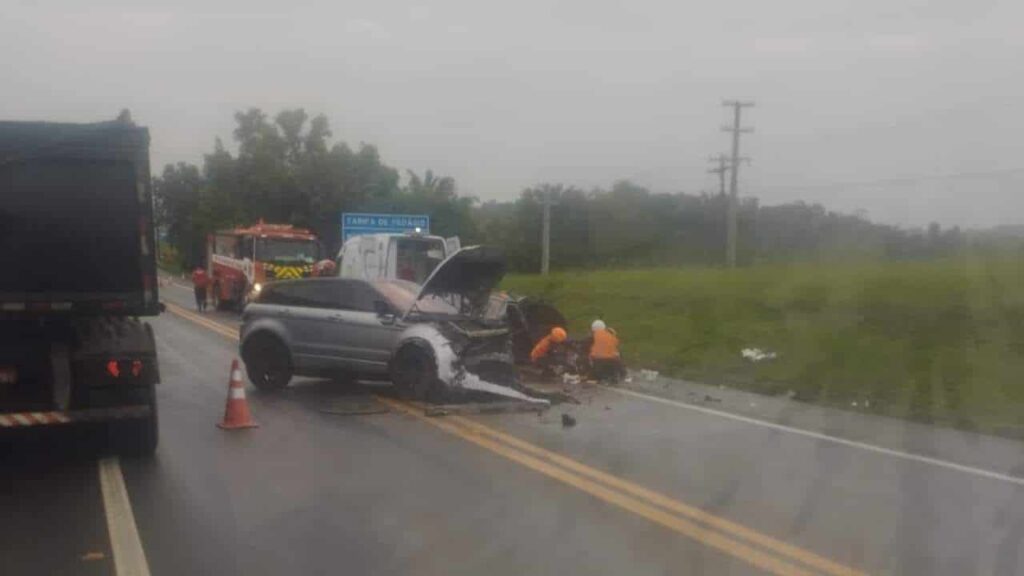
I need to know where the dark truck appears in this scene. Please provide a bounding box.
[0,116,161,455]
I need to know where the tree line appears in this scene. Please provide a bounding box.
[154,108,966,272]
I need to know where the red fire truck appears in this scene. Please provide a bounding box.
[207,221,320,310]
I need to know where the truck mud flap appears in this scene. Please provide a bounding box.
[0,405,151,428]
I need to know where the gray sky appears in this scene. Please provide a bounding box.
[4,0,1023,228]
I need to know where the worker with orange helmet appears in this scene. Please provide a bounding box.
[530,326,568,373]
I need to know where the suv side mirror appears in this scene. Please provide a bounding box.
[374,300,396,324]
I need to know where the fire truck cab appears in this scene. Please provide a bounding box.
[208,222,320,310]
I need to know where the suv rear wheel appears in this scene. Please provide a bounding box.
[243,334,292,391]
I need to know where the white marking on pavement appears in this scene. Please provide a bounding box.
[98,457,151,576]
[606,385,1024,487]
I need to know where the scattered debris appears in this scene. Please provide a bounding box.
[425,400,547,417]
[703,394,722,403]
[624,376,633,383]
[81,552,106,561]
[562,373,582,385]
[320,397,390,416]
[604,405,611,411]
[741,348,778,362]
[561,413,577,427]
[852,401,859,408]
[640,369,659,381]
[785,389,797,399]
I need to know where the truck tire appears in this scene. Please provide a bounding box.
[111,385,158,457]
[391,345,444,402]
[243,334,292,391]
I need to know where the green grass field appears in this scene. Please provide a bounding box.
[503,256,1024,435]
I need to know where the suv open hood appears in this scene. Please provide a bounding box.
[403,246,506,319]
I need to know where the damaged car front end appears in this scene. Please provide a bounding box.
[380,246,547,404]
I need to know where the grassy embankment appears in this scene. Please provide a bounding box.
[503,256,1024,435]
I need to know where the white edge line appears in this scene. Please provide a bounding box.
[98,457,152,576]
[605,385,1024,487]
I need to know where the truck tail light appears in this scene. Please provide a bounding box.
[105,359,145,380]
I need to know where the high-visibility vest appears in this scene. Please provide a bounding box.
[590,328,620,360]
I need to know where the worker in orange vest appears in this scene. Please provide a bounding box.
[531,326,568,374]
[191,266,210,312]
[589,319,625,383]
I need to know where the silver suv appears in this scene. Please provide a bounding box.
[240,246,537,402]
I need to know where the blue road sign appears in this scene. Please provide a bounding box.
[341,213,430,241]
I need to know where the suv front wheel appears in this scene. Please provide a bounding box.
[391,344,444,402]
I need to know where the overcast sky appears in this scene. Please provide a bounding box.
[4,0,1023,228]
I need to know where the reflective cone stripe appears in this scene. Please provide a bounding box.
[218,359,258,430]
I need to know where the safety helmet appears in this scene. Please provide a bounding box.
[591,319,606,332]
[550,327,568,343]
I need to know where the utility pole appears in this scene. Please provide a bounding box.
[540,188,557,275]
[722,100,754,268]
[707,154,729,196]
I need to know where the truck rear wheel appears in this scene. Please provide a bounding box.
[111,385,158,457]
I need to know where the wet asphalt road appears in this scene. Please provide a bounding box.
[3,280,1024,575]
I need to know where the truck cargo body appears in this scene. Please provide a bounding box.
[0,119,160,454]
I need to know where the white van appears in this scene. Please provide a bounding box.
[335,232,461,284]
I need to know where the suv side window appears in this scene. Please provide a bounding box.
[345,281,383,313]
[291,280,340,309]
[265,280,339,309]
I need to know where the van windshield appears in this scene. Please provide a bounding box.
[395,237,446,284]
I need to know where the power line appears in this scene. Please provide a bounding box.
[751,167,1024,193]
[722,100,754,268]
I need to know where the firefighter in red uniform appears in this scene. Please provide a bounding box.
[191,266,210,312]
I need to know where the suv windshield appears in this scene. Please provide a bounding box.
[256,238,317,264]
[373,280,459,317]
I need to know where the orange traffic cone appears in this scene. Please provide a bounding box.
[218,359,258,429]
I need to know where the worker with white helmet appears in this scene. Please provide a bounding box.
[589,318,625,383]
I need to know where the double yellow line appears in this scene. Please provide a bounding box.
[163,301,239,340]
[163,300,865,576]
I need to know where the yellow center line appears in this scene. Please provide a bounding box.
[380,397,816,576]
[162,301,239,340]
[162,297,866,576]
[446,412,865,576]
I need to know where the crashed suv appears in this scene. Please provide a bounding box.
[240,246,543,403]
